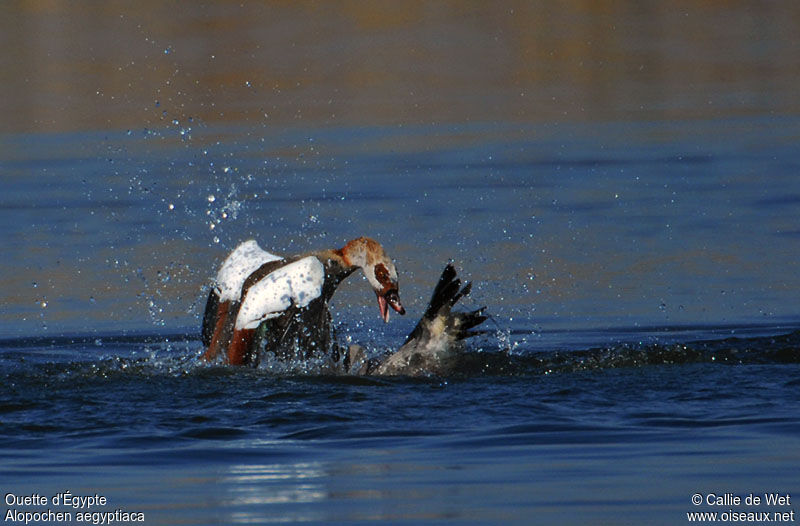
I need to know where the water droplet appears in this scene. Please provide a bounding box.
[168,203,175,210]
[40,301,47,308]
[207,194,216,203]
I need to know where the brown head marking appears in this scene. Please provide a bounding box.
[374,263,392,292]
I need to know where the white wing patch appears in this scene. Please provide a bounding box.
[216,240,283,302]
[235,256,325,330]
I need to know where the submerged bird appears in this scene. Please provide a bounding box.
[201,237,405,366]
[348,263,487,376]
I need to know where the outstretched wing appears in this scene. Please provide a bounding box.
[201,239,283,348]
[235,256,326,330]
[403,263,487,345]
[216,240,282,301]
[373,263,488,376]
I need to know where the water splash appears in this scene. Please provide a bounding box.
[205,183,244,237]
[2,329,800,384]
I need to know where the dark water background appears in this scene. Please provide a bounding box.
[2,2,799,524]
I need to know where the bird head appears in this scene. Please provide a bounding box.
[341,237,405,322]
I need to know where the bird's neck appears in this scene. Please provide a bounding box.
[311,248,358,297]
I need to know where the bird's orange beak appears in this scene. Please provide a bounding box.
[377,289,405,323]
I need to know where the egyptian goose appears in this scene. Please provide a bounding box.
[201,237,405,366]
[347,264,487,376]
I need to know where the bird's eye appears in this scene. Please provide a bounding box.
[374,263,390,284]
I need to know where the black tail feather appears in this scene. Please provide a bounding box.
[422,263,460,321]
[454,307,488,340]
[450,281,472,307]
[461,307,488,330]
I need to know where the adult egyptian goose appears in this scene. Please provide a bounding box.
[201,237,405,366]
[347,264,487,376]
